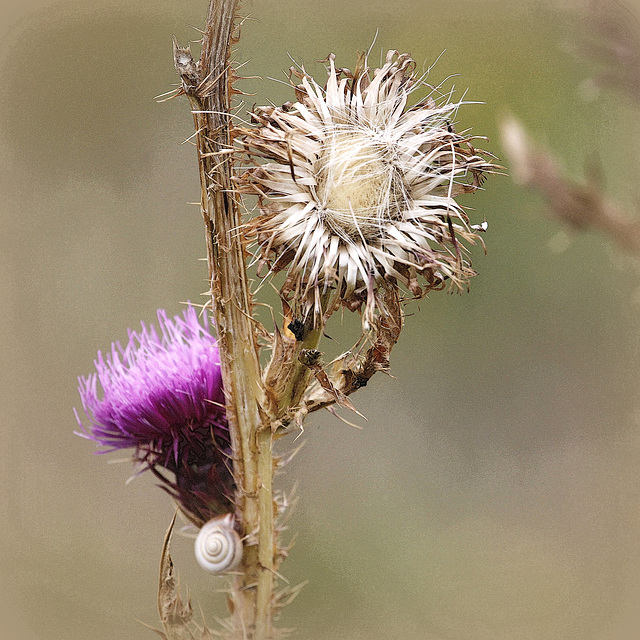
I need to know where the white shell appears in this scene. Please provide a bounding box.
[194,514,243,574]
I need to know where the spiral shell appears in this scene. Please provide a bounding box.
[194,514,243,574]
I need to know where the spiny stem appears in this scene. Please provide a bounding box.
[173,1,275,637]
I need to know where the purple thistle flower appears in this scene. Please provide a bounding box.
[76,306,234,526]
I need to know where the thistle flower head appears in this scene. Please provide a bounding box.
[76,307,233,526]
[237,50,496,328]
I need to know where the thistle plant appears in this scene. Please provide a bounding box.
[76,1,497,638]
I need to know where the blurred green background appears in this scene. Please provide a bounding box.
[2,0,640,638]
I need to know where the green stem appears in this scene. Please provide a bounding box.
[264,291,335,429]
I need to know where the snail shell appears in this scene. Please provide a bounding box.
[194,514,243,574]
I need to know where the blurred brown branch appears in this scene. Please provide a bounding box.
[500,1,640,255]
[501,116,640,253]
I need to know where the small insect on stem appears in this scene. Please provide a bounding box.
[287,319,305,341]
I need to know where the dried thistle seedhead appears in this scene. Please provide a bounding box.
[236,50,497,329]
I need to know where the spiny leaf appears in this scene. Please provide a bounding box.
[158,512,197,640]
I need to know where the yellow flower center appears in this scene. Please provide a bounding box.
[315,130,399,240]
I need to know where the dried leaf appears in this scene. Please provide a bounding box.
[300,287,403,418]
[158,512,197,640]
[307,363,361,415]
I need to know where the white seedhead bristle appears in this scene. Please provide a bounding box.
[236,50,497,329]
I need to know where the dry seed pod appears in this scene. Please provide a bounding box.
[236,51,497,329]
[194,514,243,574]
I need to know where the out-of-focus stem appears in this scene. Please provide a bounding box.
[173,1,275,637]
[502,116,640,254]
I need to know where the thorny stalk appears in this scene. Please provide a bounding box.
[173,0,275,637]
